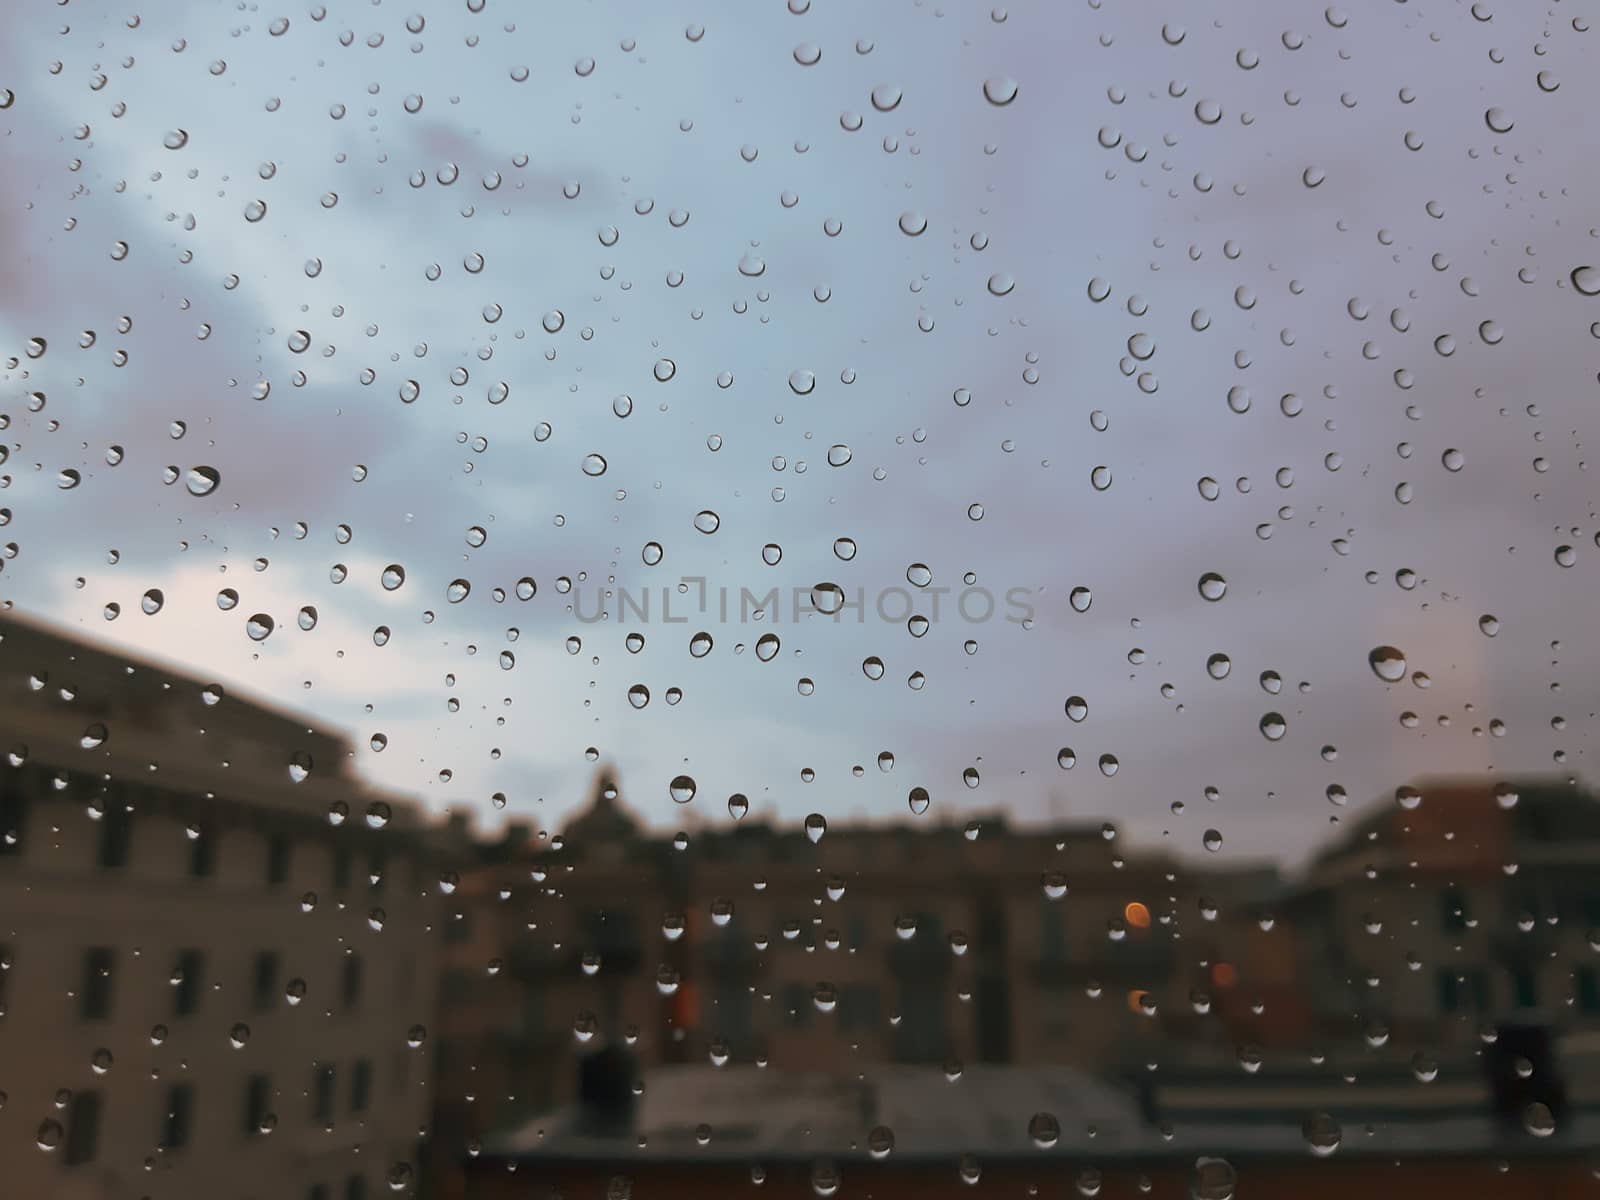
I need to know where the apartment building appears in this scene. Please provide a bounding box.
[0,611,445,1200]
[427,765,1264,1196]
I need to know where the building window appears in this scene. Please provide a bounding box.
[308,1188,330,1200]
[350,1058,372,1113]
[64,1091,102,1166]
[1512,965,1539,1009]
[162,1083,195,1150]
[391,1049,411,1096]
[266,834,292,886]
[81,948,115,1021]
[846,913,871,951]
[781,981,812,1027]
[244,1073,271,1136]
[313,1064,337,1123]
[893,976,948,1064]
[341,954,363,1009]
[443,910,472,945]
[189,828,215,879]
[332,848,352,892]
[1577,966,1600,1014]
[174,950,204,1017]
[1040,901,1068,963]
[1437,969,1461,1013]
[344,1175,368,1200]
[1441,888,1469,931]
[1438,966,1491,1013]
[98,802,133,869]
[253,952,280,1011]
[0,784,25,856]
[709,982,754,1050]
[1470,968,1493,1011]
[0,943,12,1014]
[838,984,881,1034]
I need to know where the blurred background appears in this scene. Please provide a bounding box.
[4,0,1600,1195]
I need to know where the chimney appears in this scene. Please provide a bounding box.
[502,820,532,850]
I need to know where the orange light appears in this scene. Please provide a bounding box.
[1124,901,1151,928]
[672,980,699,1029]
[1211,962,1238,988]
[1126,988,1148,1013]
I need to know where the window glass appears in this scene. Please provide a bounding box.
[4,2,1600,1196]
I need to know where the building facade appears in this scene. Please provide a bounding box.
[428,767,1272,1196]
[0,611,445,1200]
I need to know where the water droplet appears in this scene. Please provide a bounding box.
[1191,1156,1237,1200]
[141,588,164,615]
[1300,1112,1340,1156]
[1028,1112,1060,1148]
[983,77,1019,106]
[36,1119,64,1152]
[245,614,275,642]
[1198,573,1227,601]
[804,813,827,843]
[898,210,928,236]
[1368,646,1406,682]
[868,83,904,112]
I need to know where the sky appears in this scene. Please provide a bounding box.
[2,0,1598,866]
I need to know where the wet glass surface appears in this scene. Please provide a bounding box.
[4,1,1600,1197]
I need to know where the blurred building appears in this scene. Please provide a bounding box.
[427,774,1600,1199]
[1271,777,1600,1059]
[0,611,446,1200]
[428,766,1272,1194]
